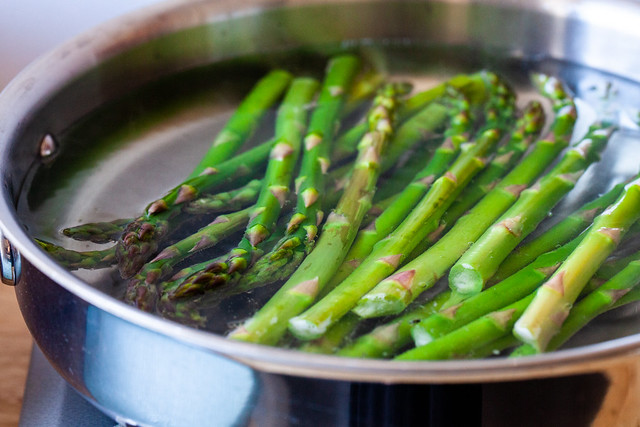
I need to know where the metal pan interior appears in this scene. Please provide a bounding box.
[3,0,640,382]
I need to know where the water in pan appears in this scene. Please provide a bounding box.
[16,43,640,355]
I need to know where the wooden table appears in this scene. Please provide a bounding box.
[0,285,32,427]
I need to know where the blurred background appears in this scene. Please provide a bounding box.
[0,0,161,89]
[0,2,160,425]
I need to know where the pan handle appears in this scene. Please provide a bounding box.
[1,232,21,286]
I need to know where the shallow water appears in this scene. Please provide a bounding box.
[17,43,640,353]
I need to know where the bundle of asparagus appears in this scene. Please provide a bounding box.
[40,54,640,361]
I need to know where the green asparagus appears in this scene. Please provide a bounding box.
[352,76,577,319]
[514,177,640,351]
[448,124,614,297]
[229,83,408,345]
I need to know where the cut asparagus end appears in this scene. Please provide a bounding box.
[352,289,408,318]
[288,316,330,340]
[411,326,435,347]
[449,263,484,295]
[512,322,540,349]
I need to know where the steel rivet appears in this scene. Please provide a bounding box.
[39,133,57,158]
[1,233,20,286]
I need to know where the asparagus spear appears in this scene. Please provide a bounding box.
[228,82,408,345]
[513,177,640,351]
[124,207,252,309]
[581,241,640,295]
[512,255,640,357]
[114,69,297,278]
[327,88,473,288]
[337,290,451,358]
[184,179,263,215]
[352,75,577,319]
[167,59,360,295]
[187,69,293,178]
[239,94,454,289]
[281,55,360,246]
[330,71,491,162]
[406,100,546,261]
[491,179,630,283]
[395,293,535,361]
[448,123,614,298]
[226,78,321,273]
[36,239,116,270]
[227,56,359,281]
[116,137,276,278]
[410,236,583,347]
[436,101,545,232]
[162,77,320,296]
[288,90,511,340]
[62,218,132,244]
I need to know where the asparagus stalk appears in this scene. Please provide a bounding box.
[337,290,451,358]
[231,56,359,281]
[327,89,473,288]
[158,218,293,322]
[395,293,535,361]
[491,179,630,283]
[406,100,546,261]
[163,78,320,297]
[36,239,116,270]
[281,55,360,245]
[230,147,433,294]
[289,100,509,340]
[124,207,252,309]
[448,123,614,297]
[225,78,320,273]
[512,255,640,357]
[329,71,490,162]
[513,177,640,351]
[581,241,640,295]
[62,218,132,244]
[437,101,545,231]
[351,75,578,319]
[240,93,454,290]
[187,69,293,178]
[167,59,359,295]
[410,236,583,347]
[116,137,276,278]
[184,179,263,215]
[228,82,407,345]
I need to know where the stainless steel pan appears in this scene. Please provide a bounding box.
[3,0,640,425]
